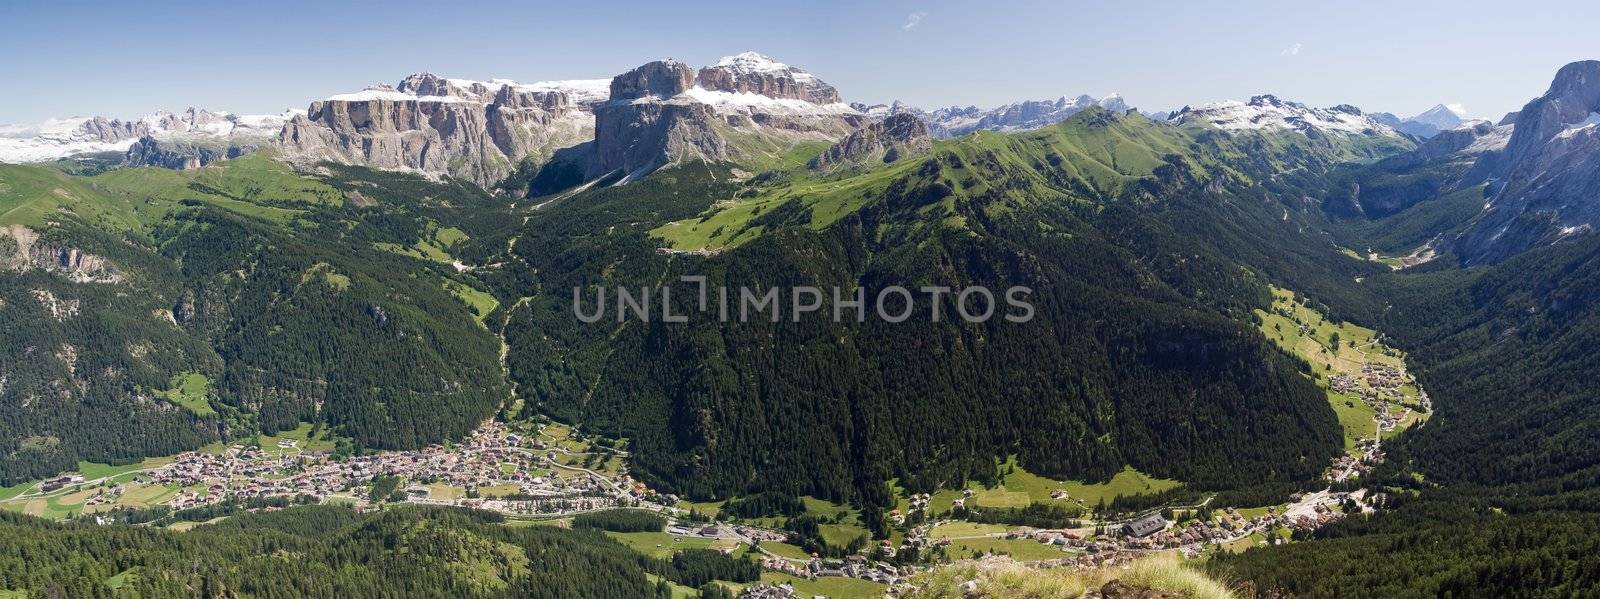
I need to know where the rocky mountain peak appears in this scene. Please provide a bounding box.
[1248,94,1292,108]
[1173,94,1399,138]
[696,52,842,104]
[396,73,472,99]
[1544,60,1600,97]
[609,60,695,101]
[1409,104,1469,131]
[1450,60,1600,264]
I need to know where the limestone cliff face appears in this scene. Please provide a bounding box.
[585,55,862,179]
[275,53,867,185]
[124,136,243,170]
[0,225,123,284]
[274,73,599,187]
[1455,60,1600,264]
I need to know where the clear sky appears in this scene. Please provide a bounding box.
[2,0,1597,124]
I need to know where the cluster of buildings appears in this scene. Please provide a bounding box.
[1329,438,1386,481]
[738,582,801,599]
[804,555,906,585]
[136,421,638,514]
[890,492,934,525]
[39,474,85,492]
[82,484,125,507]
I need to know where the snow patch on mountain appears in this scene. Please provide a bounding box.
[327,87,471,103]
[0,109,302,164]
[511,79,611,105]
[328,76,613,106]
[679,87,858,116]
[1409,103,1472,130]
[1172,95,1400,137]
[710,51,819,84]
[1556,111,1600,139]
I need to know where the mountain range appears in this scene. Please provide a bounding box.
[0,51,1480,183]
[5,52,1600,597]
[1370,103,1477,138]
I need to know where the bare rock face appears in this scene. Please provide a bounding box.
[74,117,148,142]
[810,113,931,171]
[610,60,695,101]
[278,53,860,187]
[1455,60,1600,264]
[274,73,599,187]
[124,135,243,170]
[585,55,862,179]
[589,101,726,179]
[695,52,841,104]
[0,225,123,284]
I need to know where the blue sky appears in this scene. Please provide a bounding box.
[2,0,1596,124]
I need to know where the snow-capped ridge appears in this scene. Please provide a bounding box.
[1172,94,1400,137]
[713,51,795,74]
[0,108,302,164]
[891,92,1137,138]
[324,73,614,106]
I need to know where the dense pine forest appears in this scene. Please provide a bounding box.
[0,505,751,598]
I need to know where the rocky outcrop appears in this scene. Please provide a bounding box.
[695,52,841,104]
[0,225,123,284]
[810,113,931,171]
[1455,60,1600,264]
[610,60,695,100]
[124,135,243,169]
[274,73,600,187]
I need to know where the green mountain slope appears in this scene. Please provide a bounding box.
[0,159,510,484]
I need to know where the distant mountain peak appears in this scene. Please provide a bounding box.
[697,52,839,104]
[1173,95,1399,137]
[712,51,792,73]
[1410,103,1471,130]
